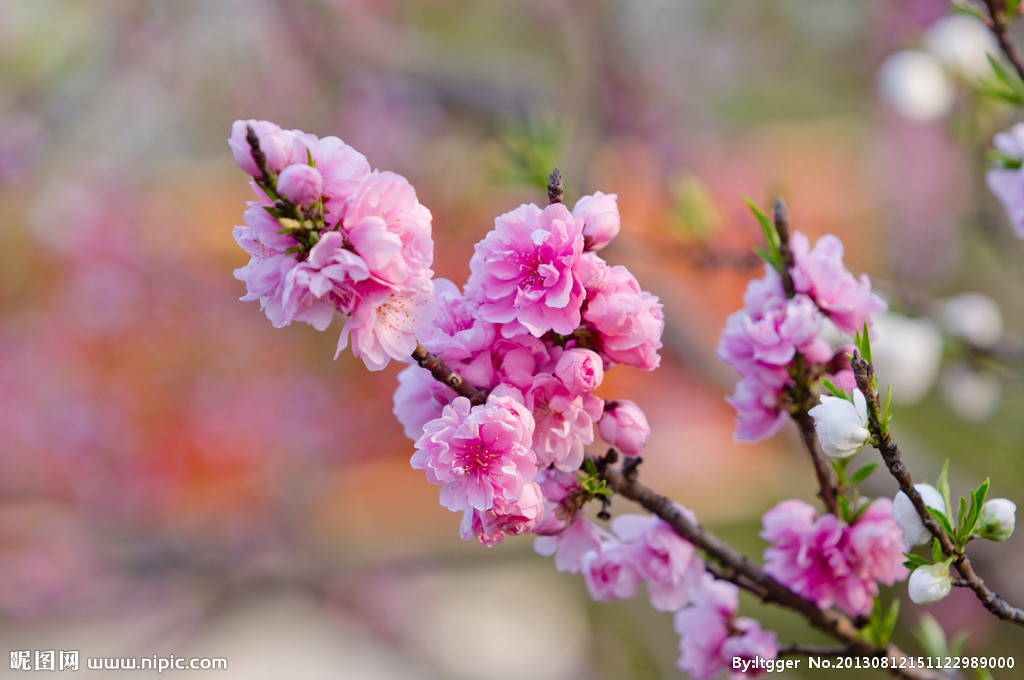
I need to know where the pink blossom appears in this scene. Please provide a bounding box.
[553,348,604,394]
[721,619,779,679]
[674,574,777,679]
[572,191,620,251]
[277,164,324,205]
[411,393,536,513]
[281,231,369,329]
[761,499,908,616]
[298,134,371,223]
[343,171,433,288]
[612,513,705,611]
[418,278,497,362]
[582,542,644,601]
[459,481,545,547]
[789,232,887,335]
[598,399,651,457]
[229,119,294,177]
[534,515,603,573]
[583,265,664,370]
[987,124,1024,238]
[726,368,790,443]
[525,374,604,471]
[466,202,586,338]
[392,365,456,441]
[337,275,436,371]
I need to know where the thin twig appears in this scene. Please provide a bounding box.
[983,0,1024,84]
[547,168,563,205]
[595,457,943,680]
[852,352,1024,626]
[411,342,488,405]
[774,198,839,515]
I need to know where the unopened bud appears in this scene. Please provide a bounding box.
[892,484,947,546]
[975,498,1016,542]
[908,562,952,604]
[808,390,869,459]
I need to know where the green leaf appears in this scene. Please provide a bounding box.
[1009,0,1023,19]
[744,197,784,274]
[957,496,968,542]
[950,0,986,20]
[856,322,872,363]
[928,506,955,539]
[903,553,930,570]
[988,149,1024,170]
[937,460,952,517]
[879,599,900,646]
[931,537,944,563]
[838,495,852,524]
[849,462,878,486]
[820,377,849,400]
[914,614,948,658]
[753,246,780,271]
[976,478,990,507]
[950,632,969,658]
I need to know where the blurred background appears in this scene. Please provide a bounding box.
[2,0,1024,677]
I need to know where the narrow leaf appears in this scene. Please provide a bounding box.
[820,377,849,400]
[928,506,955,539]
[931,537,944,563]
[850,462,879,486]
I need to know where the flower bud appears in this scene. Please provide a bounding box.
[892,484,947,546]
[229,119,293,177]
[908,562,952,604]
[975,498,1016,542]
[554,348,604,394]
[807,389,869,459]
[572,191,620,251]
[277,164,324,206]
[598,400,650,457]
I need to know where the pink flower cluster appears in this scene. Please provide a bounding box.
[716,231,886,442]
[761,498,908,616]
[987,123,1024,239]
[230,119,435,370]
[674,574,778,679]
[397,196,662,546]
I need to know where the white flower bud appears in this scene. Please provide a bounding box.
[892,483,947,546]
[909,563,952,604]
[808,389,870,459]
[871,313,943,406]
[975,498,1016,542]
[922,15,998,80]
[876,50,955,122]
[939,292,1003,348]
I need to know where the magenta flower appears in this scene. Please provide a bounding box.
[411,393,537,513]
[987,124,1024,239]
[674,573,778,679]
[725,368,790,443]
[392,365,456,442]
[612,513,705,611]
[525,374,604,471]
[789,232,887,335]
[572,191,620,251]
[466,202,586,338]
[583,265,665,370]
[534,515,603,573]
[277,163,324,206]
[459,481,545,547]
[598,399,651,457]
[553,347,604,394]
[337,275,436,371]
[761,499,908,616]
[418,278,498,362]
[229,119,295,177]
[582,542,644,602]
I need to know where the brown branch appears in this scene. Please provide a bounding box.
[773,197,839,515]
[983,0,1024,84]
[547,168,563,205]
[595,457,943,680]
[851,352,1024,626]
[245,123,275,184]
[411,342,488,405]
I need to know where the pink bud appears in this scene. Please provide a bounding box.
[229,119,293,177]
[572,191,620,251]
[554,348,604,394]
[598,399,650,457]
[277,164,325,205]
